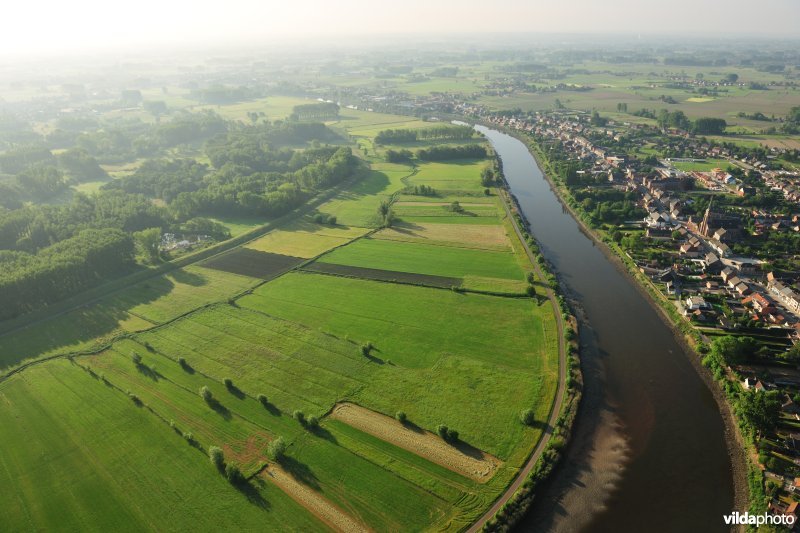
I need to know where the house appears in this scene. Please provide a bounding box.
[685,295,712,311]
[721,266,736,283]
[743,377,765,392]
[735,282,752,296]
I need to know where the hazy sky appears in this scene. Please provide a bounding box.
[4,0,799,58]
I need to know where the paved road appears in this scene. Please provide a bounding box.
[467,189,568,532]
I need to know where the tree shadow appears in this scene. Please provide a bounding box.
[168,268,209,287]
[309,425,338,444]
[242,476,272,510]
[226,384,246,399]
[400,420,426,435]
[179,361,195,374]
[0,274,177,372]
[261,401,282,417]
[206,398,232,420]
[453,440,489,461]
[135,363,161,381]
[279,456,320,490]
[365,353,385,365]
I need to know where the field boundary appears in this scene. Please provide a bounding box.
[466,181,568,532]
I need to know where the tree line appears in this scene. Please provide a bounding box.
[374,125,475,145]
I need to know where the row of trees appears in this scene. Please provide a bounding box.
[374,125,474,145]
[289,102,339,122]
[0,228,134,320]
[416,144,487,161]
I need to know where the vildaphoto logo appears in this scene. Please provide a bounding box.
[723,511,796,526]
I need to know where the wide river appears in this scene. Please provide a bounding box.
[476,126,734,532]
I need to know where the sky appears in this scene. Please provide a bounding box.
[3,0,799,58]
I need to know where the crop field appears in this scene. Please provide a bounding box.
[316,237,525,282]
[0,265,257,372]
[0,106,560,531]
[301,261,461,288]
[200,248,305,279]
[245,219,369,258]
[315,165,413,227]
[0,360,323,532]
[373,222,511,251]
[407,160,487,192]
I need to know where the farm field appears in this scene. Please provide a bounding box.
[316,236,525,282]
[0,105,560,532]
[0,266,258,372]
[245,219,369,258]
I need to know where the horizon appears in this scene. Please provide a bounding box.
[4,0,800,60]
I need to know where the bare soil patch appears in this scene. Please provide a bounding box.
[374,222,510,250]
[199,248,304,280]
[301,262,461,288]
[329,403,501,482]
[261,466,369,533]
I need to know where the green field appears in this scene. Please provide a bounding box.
[0,104,560,531]
[318,237,525,281]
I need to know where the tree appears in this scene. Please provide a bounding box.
[200,386,212,402]
[267,437,287,461]
[307,416,319,429]
[737,390,780,438]
[133,227,161,264]
[526,285,536,297]
[396,411,407,423]
[293,410,306,425]
[257,393,268,405]
[225,463,245,484]
[710,335,757,366]
[131,352,142,365]
[209,446,224,468]
[361,342,374,356]
[223,377,233,389]
[437,424,449,439]
[520,408,536,426]
[377,200,395,228]
[725,73,739,84]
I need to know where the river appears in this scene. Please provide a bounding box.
[476,126,735,532]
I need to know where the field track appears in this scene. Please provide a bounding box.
[262,466,369,533]
[330,403,501,482]
[466,188,567,531]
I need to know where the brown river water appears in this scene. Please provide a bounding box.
[476,126,735,532]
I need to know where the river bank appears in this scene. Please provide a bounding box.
[523,135,750,516]
[477,124,738,532]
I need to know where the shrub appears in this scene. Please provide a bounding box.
[526,272,535,284]
[128,391,141,405]
[526,285,536,297]
[307,416,319,429]
[396,411,407,424]
[293,410,306,425]
[267,437,287,461]
[209,446,224,468]
[223,377,233,389]
[178,357,187,367]
[520,408,536,426]
[144,342,154,352]
[199,386,212,402]
[225,463,245,484]
[131,352,142,365]
[437,424,449,439]
[182,432,194,444]
[360,342,374,356]
[257,393,268,405]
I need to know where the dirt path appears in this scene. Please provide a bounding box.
[261,466,369,533]
[466,187,568,532]
[330,403,501,482]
